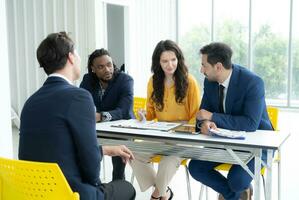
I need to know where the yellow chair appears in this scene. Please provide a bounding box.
[214,106,279,172]
[267,106,279,131]
[131,97,192,200]
[199,106,279,200]
[0,157,79,200]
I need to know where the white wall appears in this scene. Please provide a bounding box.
[0,0,13,158]
[6,0,104,117]
[126,0,177,97]
[95,0,177,97]
[6,0,177,119]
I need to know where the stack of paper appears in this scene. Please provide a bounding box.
[209,128,245,139]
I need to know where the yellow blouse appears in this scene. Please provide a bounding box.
[146,74,201,125]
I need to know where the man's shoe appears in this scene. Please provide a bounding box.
[239,185,253,200]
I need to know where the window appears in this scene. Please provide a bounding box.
[178,0,211,87]
[178,0,298,108]
[252,0,289,106]
[291,0,299,107]
[214,0,249,67]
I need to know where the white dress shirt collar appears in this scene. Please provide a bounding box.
[220,69,232,89]
[48,73,73,85]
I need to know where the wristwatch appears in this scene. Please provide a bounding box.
[100,112,112,122]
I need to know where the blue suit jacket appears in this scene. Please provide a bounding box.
[80,72,134,120]
[19,77,104,200]
[198,64,273,131]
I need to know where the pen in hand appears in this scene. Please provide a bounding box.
[137,109,147,122]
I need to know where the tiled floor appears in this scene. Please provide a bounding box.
[12,109,299,200]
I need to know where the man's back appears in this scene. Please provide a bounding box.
[19,76,104,200]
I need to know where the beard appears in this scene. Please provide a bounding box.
[100,73,113,83]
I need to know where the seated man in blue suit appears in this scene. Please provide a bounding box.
[18,32,136,200]
[189,42,273,200]
[80,48,134,181]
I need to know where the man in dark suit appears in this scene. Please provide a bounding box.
[80,49,134,181]
[189,42,273,200]
[18,32,136,200]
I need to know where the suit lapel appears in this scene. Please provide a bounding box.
[225,65,240,114]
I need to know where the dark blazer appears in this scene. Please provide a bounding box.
[19,77,104,200]
[80,72,134,120]
[197,64,273,131]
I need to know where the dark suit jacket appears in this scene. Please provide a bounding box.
[19,77,104,200]
[80,72,134,120]
[197,64,273,132]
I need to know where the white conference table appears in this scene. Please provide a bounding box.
[96,120,290,200]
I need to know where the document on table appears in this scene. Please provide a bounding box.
[209,128,246,140]
[111,119,181,131]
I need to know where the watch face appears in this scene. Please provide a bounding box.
[101,112,110,121]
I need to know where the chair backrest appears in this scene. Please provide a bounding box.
[0,157,79,200]
[267,106,279,131]
[133,97,147,118]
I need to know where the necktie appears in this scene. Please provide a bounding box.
[218,84,225,113]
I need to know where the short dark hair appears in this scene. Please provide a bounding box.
[87,48,119,89]
[87,48,118,74]
[200,42,233,69]
[36,32,74,75]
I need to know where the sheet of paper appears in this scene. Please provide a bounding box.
[209,128,246,140]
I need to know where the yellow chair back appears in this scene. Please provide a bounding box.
[215,106,279,172]
[133,97,147,119]
[150,155,188,166]
[267,106,279,130]
[0,157,79,200]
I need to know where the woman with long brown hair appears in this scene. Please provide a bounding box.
[130,40,201,200]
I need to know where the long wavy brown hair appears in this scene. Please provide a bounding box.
[151,40,189,111]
